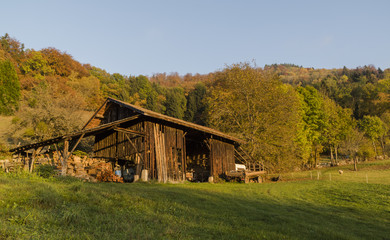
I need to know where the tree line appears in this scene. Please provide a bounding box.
[1,34,389,172]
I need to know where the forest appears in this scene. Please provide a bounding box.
[1,34,389,173]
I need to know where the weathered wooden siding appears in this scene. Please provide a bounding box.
[93,122,144,160]
[144,121,185,182]
[210,139,235,178]
[86,102,138,129]
[94,120,186,182]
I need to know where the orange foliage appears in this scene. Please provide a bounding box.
[41,48,89,78]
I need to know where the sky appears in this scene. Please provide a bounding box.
[1,0,389,76]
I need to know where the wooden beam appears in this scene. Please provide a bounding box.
[114,127,145,136]
[203,139,211,151]
[68,133,85,156]
[234,148,247,164]
[124,133,143,162]
[10,114,141,153]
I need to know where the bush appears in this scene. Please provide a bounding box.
[34,164,57,178]
[73,150,88,157]
[0,141,10,160]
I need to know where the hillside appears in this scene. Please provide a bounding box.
[1,160,390,239]
[0,116,12,141]
[1,34,390,173]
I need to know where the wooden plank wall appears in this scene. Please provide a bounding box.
[103,103,136,124]
[93,122,144,161]
[210,139,235,178]
[94,120,186,182]
[93,118,235,182]
[87,102,138,129]
[144,122,185,182]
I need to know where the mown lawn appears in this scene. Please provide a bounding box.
[1,163,389,240]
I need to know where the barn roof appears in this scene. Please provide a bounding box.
[85,97,243,143]
[10,97,243,153]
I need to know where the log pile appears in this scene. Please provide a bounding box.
[66,155,123,183]
[96,167,124,183]
[9,152,125,182]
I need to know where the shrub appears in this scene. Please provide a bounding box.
[34,164,57,178]
[73,150,88,157]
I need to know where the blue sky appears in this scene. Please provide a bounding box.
[1,0,389,76]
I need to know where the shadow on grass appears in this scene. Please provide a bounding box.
[1,177,389,240]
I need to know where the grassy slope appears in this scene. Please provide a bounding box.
[1,162,390,240]
[275,159,390,185]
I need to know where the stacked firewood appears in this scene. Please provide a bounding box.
[96,167,124,183]
[67,155,94,181]
[66,155,123,183]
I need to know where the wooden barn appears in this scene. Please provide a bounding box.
[10,97,258,182]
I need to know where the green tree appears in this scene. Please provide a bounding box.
[208,63,304,172]
[380,111,390,157]
[322,96,353,165]
[164,87,187,119]
[340,128,366,171]
[20,50,54,79]
[297,86,327,167]
[185,82,207,125]
[359,115,386,159]
[0,60,20,115]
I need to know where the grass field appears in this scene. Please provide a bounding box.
[1,161,389,240]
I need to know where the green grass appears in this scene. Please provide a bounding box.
[1,162,390,240]
[273,159,390,185]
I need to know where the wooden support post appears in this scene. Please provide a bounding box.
[209,138,214,181]
[183,133,187,181]
[29,147,43,173]
[29,149,36,173]
[54,143,62,166]
[62,139,69,176]
[24,152,29,171]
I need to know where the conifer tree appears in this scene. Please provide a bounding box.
[0,60,20,115]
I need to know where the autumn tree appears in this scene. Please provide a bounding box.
[208,63,305,172]
[10,78,85,144]
[0,33,25,64]
[41,48,89,78]
[67,73,103,110]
